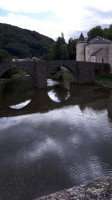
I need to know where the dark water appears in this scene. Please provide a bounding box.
[0,76,112,200]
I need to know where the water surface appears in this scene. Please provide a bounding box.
[0,77,112,200]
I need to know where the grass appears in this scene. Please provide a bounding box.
[63,72,73,81]
[52,71,73,81]
[95,74,112,83]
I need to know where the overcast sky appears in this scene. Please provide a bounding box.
[0,0,112,40]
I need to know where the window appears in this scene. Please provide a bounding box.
[102,58,104,63]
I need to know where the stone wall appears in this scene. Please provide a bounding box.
[85,44,109,63]
[96,47,109,63]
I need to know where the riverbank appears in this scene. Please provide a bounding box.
[35,175,112,200]
[0,74,25,91]
[0,78,10,91]
[95,80,112,89]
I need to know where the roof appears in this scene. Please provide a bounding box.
[91,48,104,56]
[88,36,112,44]
[79,33,85,41]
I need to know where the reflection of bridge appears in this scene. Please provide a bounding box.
[0,60,110,88]
[0,85,112,121]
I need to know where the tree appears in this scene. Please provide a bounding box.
[49,42,56,60]
[0,49,11,62]
[103,25,112,41]
[60,44,69,60]
[103,28,110,40]
[87,26,103,41]
[49,32,66,60]
[55,34,65,59]
[68,38,78,60]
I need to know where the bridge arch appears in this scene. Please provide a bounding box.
[0,62,34,78]
[0,61,39,87]
[45,60,79,83]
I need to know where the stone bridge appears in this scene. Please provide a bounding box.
[0,60,110,88]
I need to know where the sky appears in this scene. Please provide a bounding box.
[0,0,112,41]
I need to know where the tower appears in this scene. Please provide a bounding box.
[76,33,87,61]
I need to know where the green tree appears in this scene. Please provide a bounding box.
[55,33,65,59]
[49,42,56,60]
[0,49,11,62]
[49,32,66,60]
[87,26,103,41]
[103,25,112,40]
[103,28,110,39]
[60,44,69,60]
[0,23,54,59]
[68,38,78,60]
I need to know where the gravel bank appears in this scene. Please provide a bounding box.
[35,175,112,200]
[95,80,112,89]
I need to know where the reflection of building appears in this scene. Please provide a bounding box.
[76,33,112,72]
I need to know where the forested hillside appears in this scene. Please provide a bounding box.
[0,23,54,59]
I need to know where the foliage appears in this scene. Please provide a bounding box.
[103,25,112,41]
[87,25,112,42]
[1,68,18,79]
[87,26,103,41]
[52,71,73,81]
[96,73,112,83]
[49,42,57,60]
[0,23,54,59]
[60,44,69,59]
[1,67,26,79]
[0,49,11,62]
[49,33,77,60]
[49,33,67,60]
[63,72,73,81]
[0,78,10,91]
[52,70,63,80]
[68,38,78,59]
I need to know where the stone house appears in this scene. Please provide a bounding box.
[76,33,112,72]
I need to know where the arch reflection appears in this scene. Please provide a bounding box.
[47,79,71,103]
[1,74,35,110]
[9,99,31,109]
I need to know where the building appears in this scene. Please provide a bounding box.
[76,33,112,71]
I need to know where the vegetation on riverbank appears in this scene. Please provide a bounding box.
[63,72,73,81]
[96,73,112,83]
[0,68,27,91]
[95,73,112,88]
[52,71,73,81]
[0,78,9,91]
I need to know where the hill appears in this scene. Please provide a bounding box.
[0,23,54,59]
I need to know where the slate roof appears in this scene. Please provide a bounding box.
[91,48,104,56]
[88,36,112,44]
[79,33,85,41]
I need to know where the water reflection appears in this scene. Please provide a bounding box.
[47,79,70,103]
[1,76,35,109]
[0,77,112,200]
[10,99,31,109]
[48,90,70,103]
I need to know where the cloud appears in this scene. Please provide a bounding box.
[0,13,65,39]
[87,7,112,22]
[0,0,112,40]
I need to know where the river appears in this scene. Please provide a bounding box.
[0,76,112,200]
